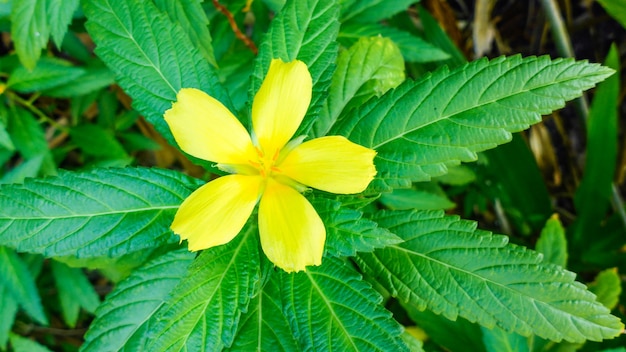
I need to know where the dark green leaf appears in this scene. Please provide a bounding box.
[51,260,100,328]
[7,58,84,92]
[588,268,622,310]
[44,66,115,98]
[481,327,529,352]
[340,0,417,23]
[597,0,626,29]
[9,333,52,352]
[380,188,455,210]
[70,124,130,161]
[47,0,79,47]
[0,282,18,348]
[535,215,568,268]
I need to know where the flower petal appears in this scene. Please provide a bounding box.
[172,174,262,251]
[258,179,325,272]
[278,136,377,194]
[252,59,312,157]
[165,88,257,164]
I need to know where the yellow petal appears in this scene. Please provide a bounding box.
[165,88,257,164]
[252,59,312,158]
[172,174,262,251]
[258,179,325,272]
[278,136,377,194]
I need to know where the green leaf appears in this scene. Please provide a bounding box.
[44,66,116,98]
[339,23,450,63]
[81,249,194,352]
[83,0,230,145]
[0,110,14,151]
[281,257,408,351]
[0,167,203,258]
[0,154,44,184]
[51,260,100,328]
[380,188,455,211]
[312,36,404,137]
[154,0,217,67]
[535,215,568,268]
[333,56,614,192]
[9,333,52,352]
[0,281,18,348]
[588,268,622,310]
[356,210,624,343]
[69,124,130,162]
[598,0,626,29]
[7,58,84,92]
[228,273,299,351]
[7,107,48,159]
[147,226,259,351]
[340,0,417,23]
[0,246,47,325]
[571,45,619,246]
[251,0,339,136]
[313,198,401,257]
[11,0,49,70]
[47,0,79,48]
[481,327,529,352]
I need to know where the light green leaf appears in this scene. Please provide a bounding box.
[154,0,217,67]
[535,215,568,268]
[339,23,450,63]
[598,0,626,29]
[51,260,100,328]
[357,210,624,343]
[147,226,259,351]
[0,246,47,325]
[481,327,529,352]
[11,0,49,70]
[7,58,84,92]
[281,257,408,351]
[312,36,404,137]
[9,333,52,352]
[83,0,230,145]
[44,66,116,98]
[251,0,339,136]
[0,280,18,348]
[380,188,455,211]
[228,273,299,351]
[47,0,79,48]
[340,0,417,23]
[0,167,203,258]
[313,198,402,257]
[333,56,614,192]
[81,249,194,352]
[0,107,14,151]
[588,268,622,310]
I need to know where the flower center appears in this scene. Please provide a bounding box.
[249,147,281,178]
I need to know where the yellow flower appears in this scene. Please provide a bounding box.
[164,59,376,272]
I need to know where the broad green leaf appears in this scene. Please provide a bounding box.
[588,268,622,310]
[339,23,450,63]
[228,273,299,351]
[598,0,626,29]
[0,281,18,348]
[47,0,79,47]
[535,215,568,268]
[0,246,47,325]
[81,249,194,352]
[313,198,401,257]
[0,167,203,258]
[9,333,52,352]
[333,56,614,192]
[357,210,624,343]
[154,0,217,67]
[380,188,455,211]
[11,0,49,70]
[251,0,339,136]
[406,307,486,352]
[147,226,259,351]
[51,260,100,328]
[281,257,408,351]
[340,0,417,23]
[44,66,116,98]
[83,0,230,145]
[7,57,85,92]
[571,45,619,247]
[481,327,529,352]
[311,36,404,137]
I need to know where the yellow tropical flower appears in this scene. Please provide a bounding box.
[164,58,376,272]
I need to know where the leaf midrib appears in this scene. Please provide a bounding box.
[2,205,179,220]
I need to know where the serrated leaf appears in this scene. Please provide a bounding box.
[83,0,230,145]
[340,0,417,23]
[313,198,401,257]
[0,246,47,325]
[536,215,568,268]
[339,23,450,63]
[356,210,624,343]
[0,282,18,348]
[81,249,194,352]
[250,0,339,136]
[379,188,455,211]
[154,0,217,67]
[147,226,259,351]
[588,268,622,310]
[11,0,49,70]
[7,58,84,92]
[228,273,299,351]
[0,167,203,258]
[51,260,100,328]
[312,36,404,137]
[333,56,614,192]
[9,333,52,352]
[281,257,408,351]
[47,0,79,48]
